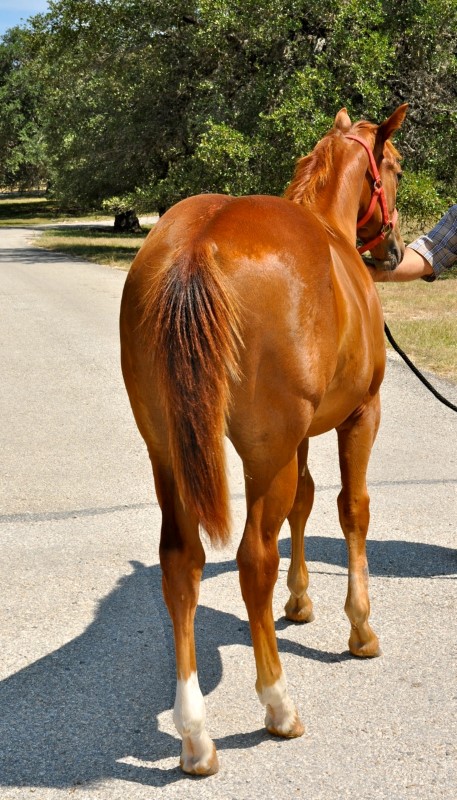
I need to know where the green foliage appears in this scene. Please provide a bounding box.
[153,122,257,207]
[0,0,455,218]
[324,0,395,118]
[397,171,448,225]
[0,26,48,188]
[254,67,336,195]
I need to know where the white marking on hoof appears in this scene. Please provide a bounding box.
[173,673,218,775]
[180,732,219,775]
[258,674,301,736]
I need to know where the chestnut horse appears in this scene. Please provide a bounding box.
[120,105,407,775]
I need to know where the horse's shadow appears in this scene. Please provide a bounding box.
[0,559,277,789]
[0,535,455,789]
[278,535,457,580]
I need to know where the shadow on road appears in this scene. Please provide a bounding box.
[0,534,455,790]
[0,245,73,265]
[278,535,457,580]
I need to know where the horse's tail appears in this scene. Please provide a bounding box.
[145,241,242,546]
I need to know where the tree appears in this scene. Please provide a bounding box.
[26,0,208,216]
[386,0,457,190]
[0,1,455,220]
[0,26,48,189]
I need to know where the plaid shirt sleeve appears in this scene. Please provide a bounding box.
[408,204,457,282]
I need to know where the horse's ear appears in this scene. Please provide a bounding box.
[334,108,352,132]
[377,103,408,142]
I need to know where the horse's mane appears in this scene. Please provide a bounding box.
[284,130,341,206]
[284,121,399,206]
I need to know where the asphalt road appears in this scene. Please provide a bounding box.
[1,226,456,799]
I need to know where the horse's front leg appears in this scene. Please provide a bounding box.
[237,454,304,738]
[285,438,315,623]
[336,396,381,658]
[157,467,219,776]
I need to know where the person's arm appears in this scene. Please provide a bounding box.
[367,204,457,282]
[367,247,435,282]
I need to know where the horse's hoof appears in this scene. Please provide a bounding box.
[284,607,315,623]
[348,629,381,658]
[179,734,219,775]
[284,595,314,623]
[266,712,305,739]
[180,743,219,776]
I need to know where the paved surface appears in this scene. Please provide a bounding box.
[1,226,456,799]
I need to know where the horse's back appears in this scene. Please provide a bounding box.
[127,192,330,280]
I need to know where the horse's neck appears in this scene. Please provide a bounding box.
[310,146,367,243]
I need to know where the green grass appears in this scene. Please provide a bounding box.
[377,280,457,383]
[0,193,108,226]
[36,227,150,269]
[1,193,151,267]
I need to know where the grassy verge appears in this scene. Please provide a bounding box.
[36,227,150,270]
[0,193,151,268]
[0,193,108,226]
[376,280,457,384]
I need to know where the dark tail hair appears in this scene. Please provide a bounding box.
[144,241,242,545]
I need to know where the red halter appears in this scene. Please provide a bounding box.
[345,134,398,255]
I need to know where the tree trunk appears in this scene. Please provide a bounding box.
[114,209,142,233]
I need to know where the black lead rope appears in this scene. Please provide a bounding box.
[384,322,457,413]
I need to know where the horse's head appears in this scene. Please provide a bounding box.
[335,104,408,271]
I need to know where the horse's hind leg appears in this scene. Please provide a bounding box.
[237,452,304,738]
[336,396,381,658]
[154,460,219,775]
[285,438,315,623]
